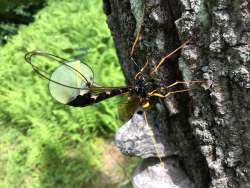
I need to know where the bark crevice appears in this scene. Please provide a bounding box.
[104,0,250,187]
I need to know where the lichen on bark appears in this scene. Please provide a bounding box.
[103,0,250,187]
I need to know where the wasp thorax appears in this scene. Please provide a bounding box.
[133,77,158,98]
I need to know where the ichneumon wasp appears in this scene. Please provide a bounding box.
[24,37,205,165]
[24,43,203,111]
[24,2,206,165]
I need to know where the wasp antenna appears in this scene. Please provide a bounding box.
[129,4,145,57]
[130,30,141,57]
[130,57,140,69]
[134,58,149,80]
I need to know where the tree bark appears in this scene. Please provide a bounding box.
[103,0,250,187]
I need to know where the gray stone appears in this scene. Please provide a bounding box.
[133,158,194,188]
[115,108,178,158]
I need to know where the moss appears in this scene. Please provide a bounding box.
[179,58,192,81]
[198,0,210,30]
[129,0,143,33]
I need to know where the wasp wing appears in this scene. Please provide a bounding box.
[49,60,95,104]
[89,84,129,94]
[25,51,94,104]
[118,96,140,123]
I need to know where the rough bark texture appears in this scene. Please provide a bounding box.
[103,0,250,187]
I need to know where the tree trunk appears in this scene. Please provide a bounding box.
[103,0,250,187]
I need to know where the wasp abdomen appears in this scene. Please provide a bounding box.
[67,87,129,107]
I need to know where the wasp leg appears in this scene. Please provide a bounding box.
[143,111,164,167]
[165,80,206,89]
[148,89,158,96]
[150,38,191,75]
[150,89,191,98]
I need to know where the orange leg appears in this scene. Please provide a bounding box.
[165,80,206,89]
[148,80,205,98]
[150,38,192,75]
[149,89,191,98]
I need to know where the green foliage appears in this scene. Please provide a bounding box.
[0,0,43,13]
[0,0,45,45]
[0,0,129,187]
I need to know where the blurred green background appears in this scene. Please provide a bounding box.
[0,0,138,187]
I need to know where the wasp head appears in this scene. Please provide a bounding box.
[133,77,158,99]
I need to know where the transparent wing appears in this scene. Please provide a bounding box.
[25,51,94,104]
[118,96,140,123]
[89,85,129,94]
[49,60,94,104]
